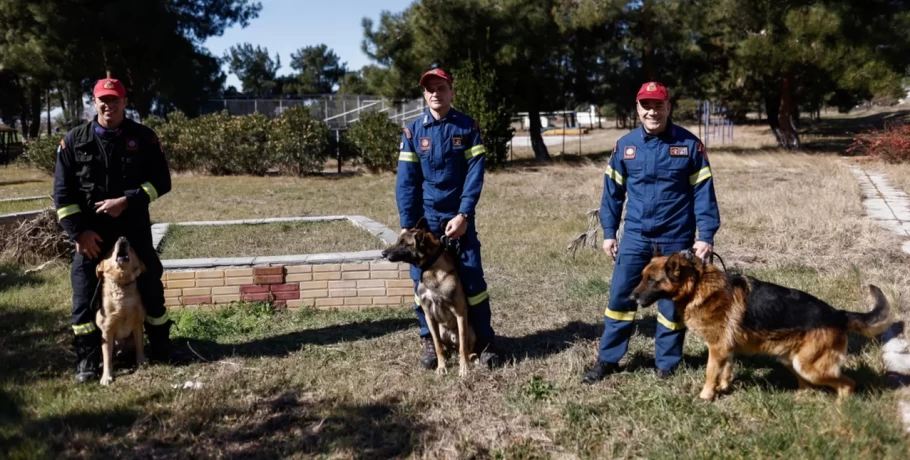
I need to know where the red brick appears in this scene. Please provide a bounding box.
[269,283,299,292]
[253,266,284,276]
[273,291,300,301]
[182,295,212,305]
[253,274,283,285]
[242,292,271,302]
[240,285,270,294]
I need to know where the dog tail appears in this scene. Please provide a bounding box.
[846,285,892,338]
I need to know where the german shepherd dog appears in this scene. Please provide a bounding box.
[630,249,891,401]
[94,237,147,385]
[381,219,477,377]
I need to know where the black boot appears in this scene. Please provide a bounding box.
[145,320,185,364]
[73,330,101,384]
[420,337,438,370]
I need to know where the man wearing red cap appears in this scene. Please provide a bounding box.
[53,77,179,383]
[395,67,500,369]
[583,82,721,384]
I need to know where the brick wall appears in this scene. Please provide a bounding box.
[162,262,413,310]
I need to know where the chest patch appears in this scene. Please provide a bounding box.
[669,146,688,157]
[419,137,431,151]
[623,146,636,160]
[126,138,138,152]
[452,135,463,148]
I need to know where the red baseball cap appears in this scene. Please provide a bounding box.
[636,82,669,101]
[93,78,126,98]
[419,68,452,87]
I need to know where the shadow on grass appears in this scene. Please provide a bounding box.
[2,389,429,459]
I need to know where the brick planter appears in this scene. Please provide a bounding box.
[156,215,411,310]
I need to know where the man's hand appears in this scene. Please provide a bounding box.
[445,214,468,239]
[95,197,128,218]
[75,231,104,259]
[603,239,618,261]
[693,241,713,260]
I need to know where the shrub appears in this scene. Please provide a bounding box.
[22,133,65,175]
[453,60,515,168]
[346,111,401,173]
[268,105,329,175]
[846,121,910,163]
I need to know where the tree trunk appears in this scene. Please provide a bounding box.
[764,91,785,148]
[28,83,41,139]
[778,73,799,150]
[528,106,551,162]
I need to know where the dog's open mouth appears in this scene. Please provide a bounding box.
[115,237,130,264]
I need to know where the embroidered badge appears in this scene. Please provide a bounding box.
[646,82,657,91]
[623,146,636,160]
[126,138,138,152]
[103,81,115,89]
[453,135,463,147]
[420,137,431,151]
[669,146,689,157]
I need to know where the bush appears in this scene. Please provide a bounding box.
[147,111,199,172]
[672,98,699,122]
[22,133,65,175]
[217,112,273,175]
[268,105,329,175]
[846,121,910,163]
[453,60,515,168]
[346,110,401,173]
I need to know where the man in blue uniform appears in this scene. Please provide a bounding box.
[395,68,500,369]
[583,82,721,384]
[54,77,179,384]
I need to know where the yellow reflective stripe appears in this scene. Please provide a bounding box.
[72,322,96,335]
[414,294,421,307]
[57,204,81,220]
[399,151,419,162]
[467,291,489,306]
[141,182,159,202]
[689,167,712,186]
[657,312,686,331]
[604,166,626,187]
[465,144,486,160]
[145,310,170,326]
[604,309,636,321]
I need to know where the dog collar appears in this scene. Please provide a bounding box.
[419,245,446,270]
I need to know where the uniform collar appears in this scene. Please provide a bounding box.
[639,121,676,142]
[92,118,123,138]
[422,107,459,127]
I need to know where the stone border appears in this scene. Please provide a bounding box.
[0,195,49,203]
[155,215,410,310]
[0,209,44,226]
[154,215,399,270]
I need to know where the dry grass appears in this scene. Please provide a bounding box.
[0,164,52,198]
[2,113,910,458]
[158,221,386,259]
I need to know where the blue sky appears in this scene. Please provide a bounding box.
[202,0,415,89]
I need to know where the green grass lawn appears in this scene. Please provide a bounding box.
[0,197,52,215]
[157,220,387,259]
[2,113,909,457]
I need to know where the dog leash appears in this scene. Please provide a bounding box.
[709,251,728,273]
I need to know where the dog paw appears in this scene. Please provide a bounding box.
[100,375,113,386]
[699,389,716,401]
[435,367,448,376]
[459,367,469,378]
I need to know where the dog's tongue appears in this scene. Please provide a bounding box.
[116,256,129,264]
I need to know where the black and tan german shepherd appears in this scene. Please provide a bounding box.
[630,249,891,401]
[381,219,476,377]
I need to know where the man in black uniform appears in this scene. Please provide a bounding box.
[54,77,179,383]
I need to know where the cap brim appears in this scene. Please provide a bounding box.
[94,89,124,98]
[419,74,450,88]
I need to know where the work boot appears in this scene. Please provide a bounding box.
[655,367,675,380]
[73,330,102,384]
[420,337,438,370]
[145,320,185,364]
[582,361,620,385]
[476,340,502,369]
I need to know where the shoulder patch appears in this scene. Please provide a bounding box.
[472,120,479,131]
[403,127,412,139]
[613,141,618,154]
[59,139,66,150]
[623,146,636,160]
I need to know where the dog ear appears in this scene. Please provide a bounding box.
[95,260,105,280]
[665,253,682,282]
[415,217,429,230]
[652,243,662,258]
